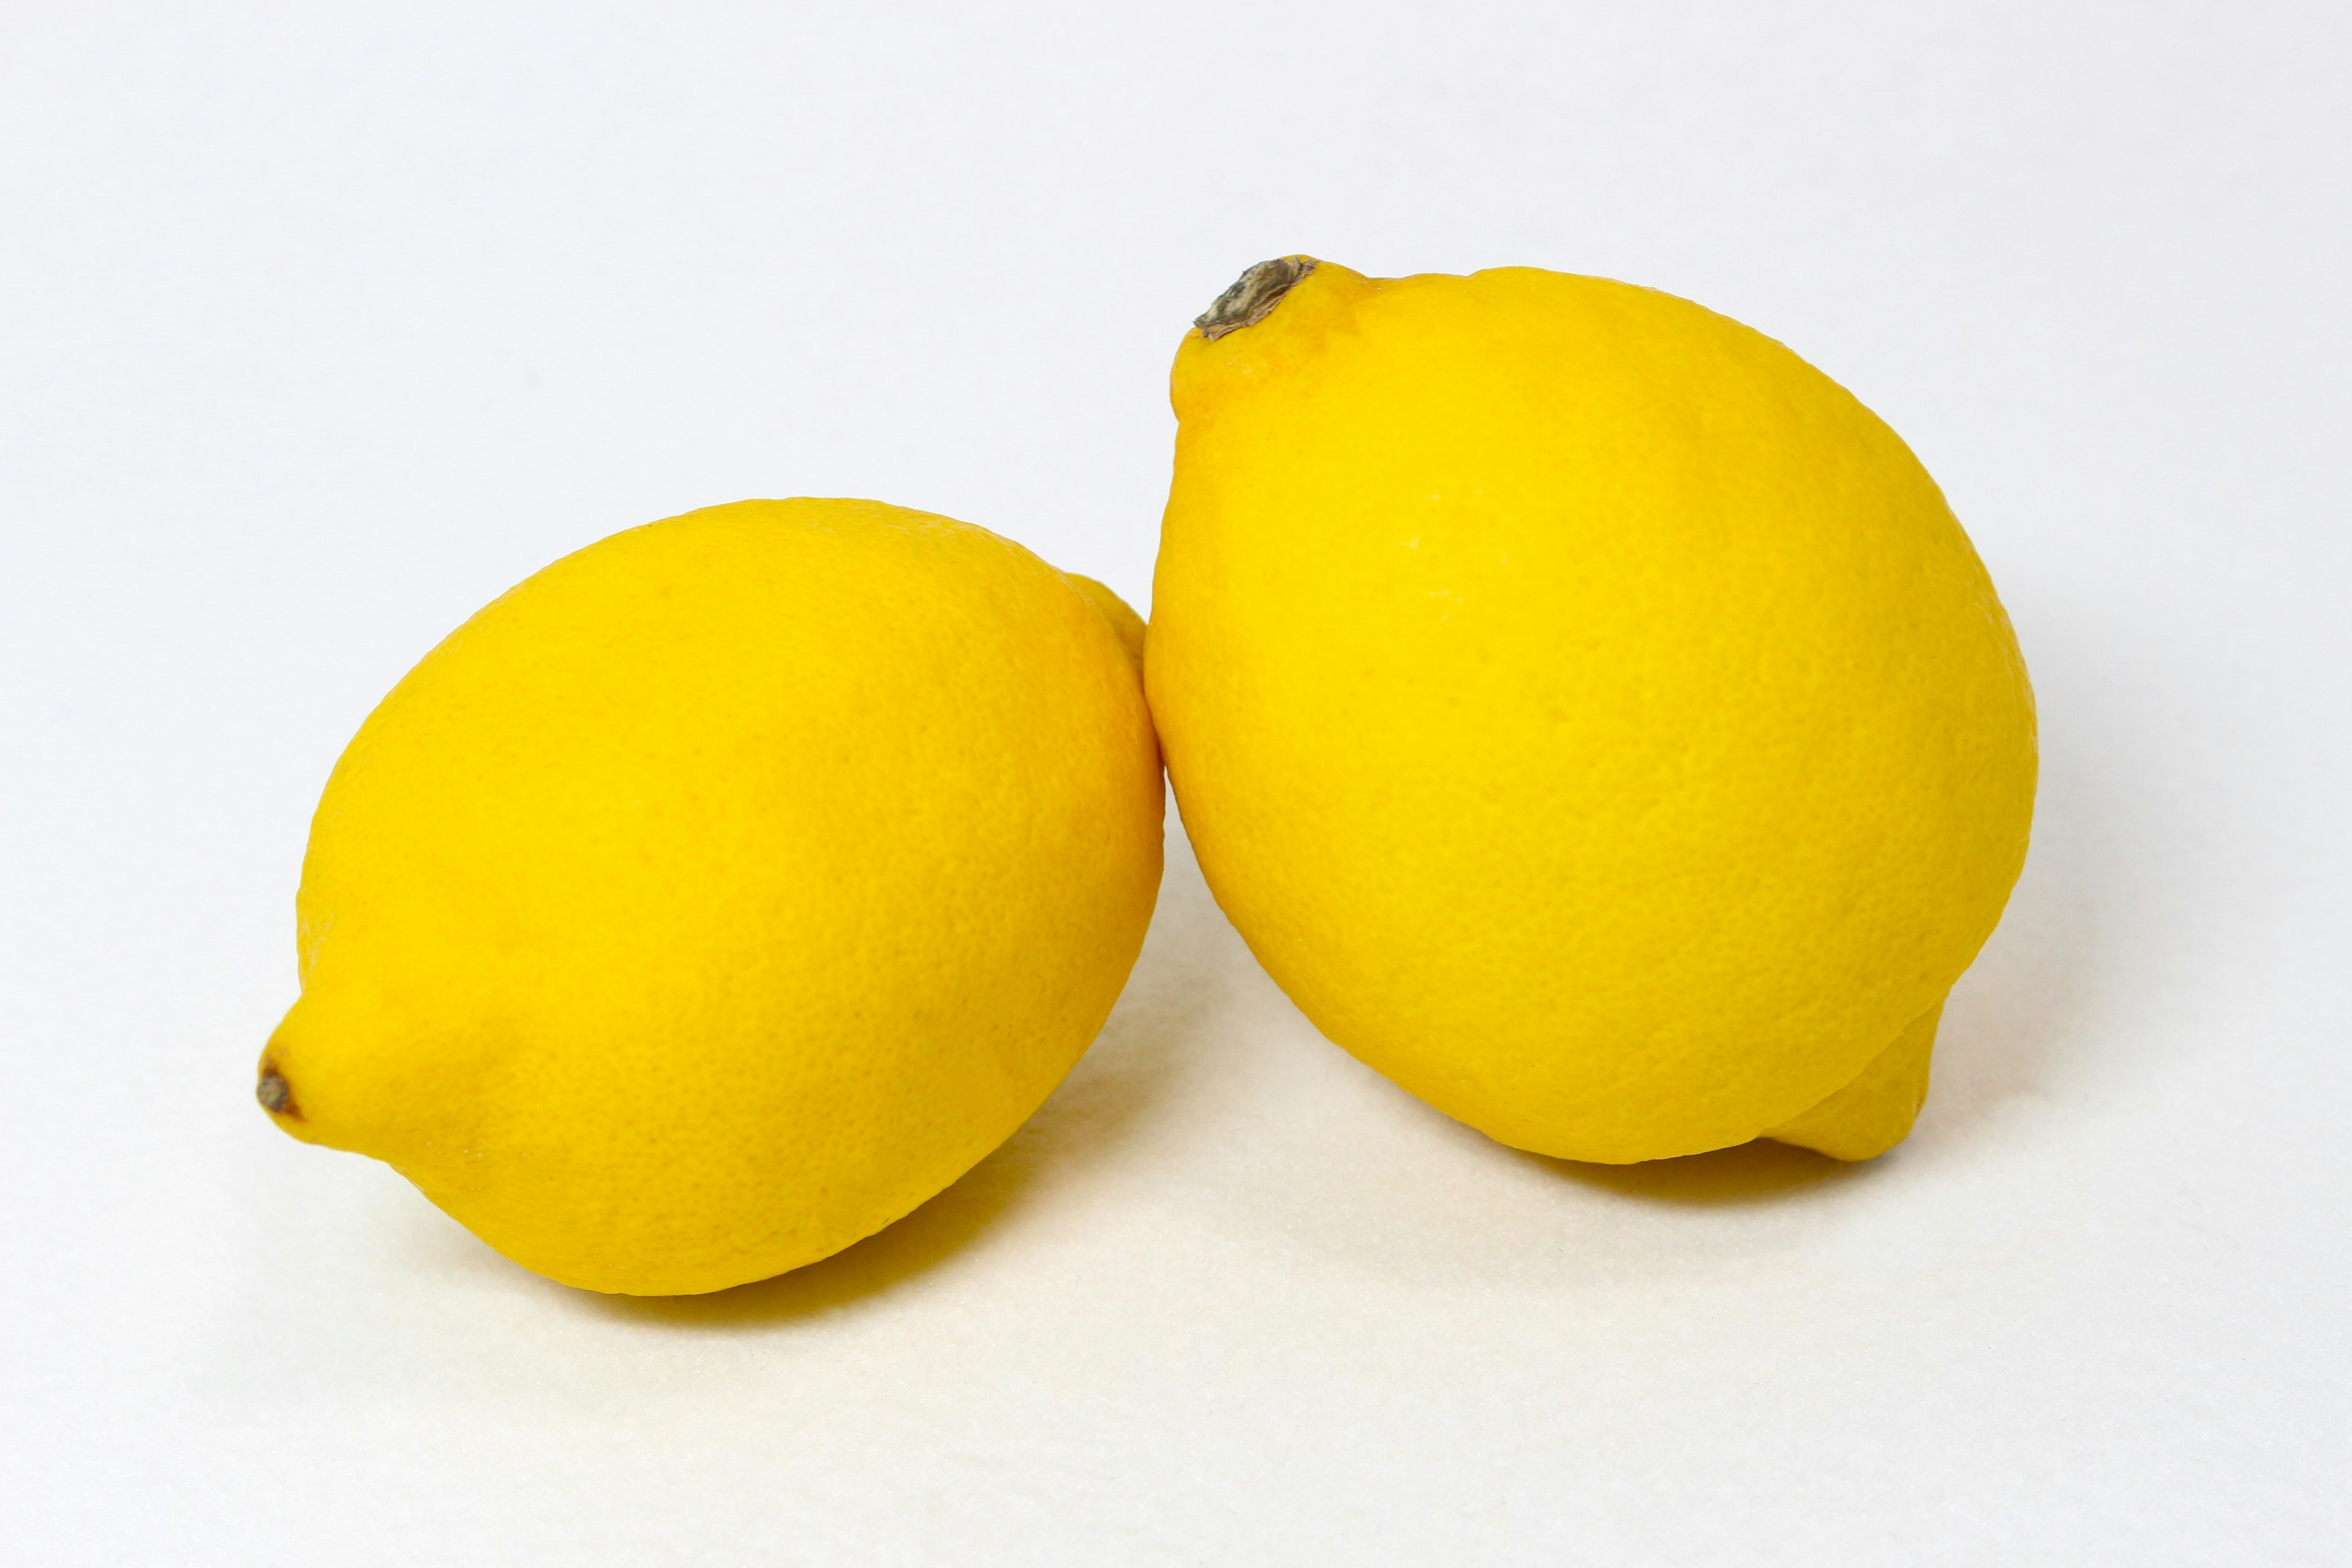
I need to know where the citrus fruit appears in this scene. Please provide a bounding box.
[1147,258,2034,1163]
[258,497,1163,1292]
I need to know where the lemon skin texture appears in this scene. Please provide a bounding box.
[1148,260,2035,1164]
[260,499,1163,1294]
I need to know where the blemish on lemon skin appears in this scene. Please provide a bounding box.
[256,1066,298,1118]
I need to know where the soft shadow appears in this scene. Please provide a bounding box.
[1526,1137,1863,1206]
[1912,625,2116,1144]
[590,819,1235,1330]
[587,1125,1047,1329]
[1519,621,2120,1199]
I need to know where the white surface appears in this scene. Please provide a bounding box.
[4,3,2347,1562]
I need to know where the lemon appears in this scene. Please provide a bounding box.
[1148,258,2034,1164]
[258,498,1163,1294]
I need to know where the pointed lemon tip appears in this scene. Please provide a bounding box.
[254,1059,317,1142]
[1766,999,1945,1161]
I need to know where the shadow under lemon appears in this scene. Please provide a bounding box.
[585,679,2109,1319]
[1528,1137,1862,1207]
[1523,660,2112,1208]
[1511,774,2100,1213]
[588,819,1236,1329]
[592,1115,1047,1329]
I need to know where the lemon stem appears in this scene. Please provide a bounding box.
[257,1066,298,1117]
[1195,258,1315,340]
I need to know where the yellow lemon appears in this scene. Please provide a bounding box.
[258,498,1163,1294]
[1148,258,2034,1164]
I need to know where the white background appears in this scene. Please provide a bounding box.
[4,3,2346,1562]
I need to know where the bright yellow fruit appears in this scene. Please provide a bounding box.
[1148,258,2035,1164]
[260,498,1163,1294]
